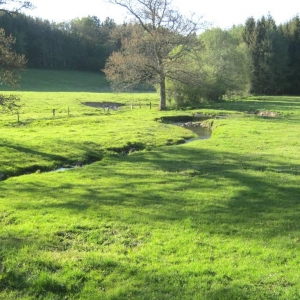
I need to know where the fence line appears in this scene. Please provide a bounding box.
[15,102,156,122]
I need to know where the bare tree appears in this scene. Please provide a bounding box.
[104,0,204,110]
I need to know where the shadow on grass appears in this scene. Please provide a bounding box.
[0,142,67,162]
[0,140,104,177]
[1,144,300,299]
[0,232,266,300]
[202,96,300,114]
[2,144,300,241]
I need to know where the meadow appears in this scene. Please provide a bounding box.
[1,69,300,299]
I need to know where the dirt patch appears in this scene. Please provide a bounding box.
[82,101,125,108]
[256,110,278,117]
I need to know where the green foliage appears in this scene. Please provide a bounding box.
[169,14,300,105]
[167,27,251,106]
[243,15,290,94]
[279,16,300,94]
[0,93,19,112]
[0,13,117,71]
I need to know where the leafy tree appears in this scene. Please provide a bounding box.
[70,16,116,71]
[104,0,203,110]
[167,27,251,106]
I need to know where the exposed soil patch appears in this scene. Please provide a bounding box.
[82,101,125,108]
[256,110,278,117]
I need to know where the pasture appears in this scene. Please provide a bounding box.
[1,70,300,299]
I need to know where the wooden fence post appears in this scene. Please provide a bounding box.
[53,109,55,118]
[150,102,152,109]
[17,111,20,123]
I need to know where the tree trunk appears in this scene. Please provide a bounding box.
[159,74,167,110]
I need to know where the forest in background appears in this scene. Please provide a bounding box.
[0,13,117,71]
[0,12,300,97]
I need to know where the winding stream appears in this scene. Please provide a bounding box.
[0,115,213,180]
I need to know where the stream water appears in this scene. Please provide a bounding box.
[182,125,212,141]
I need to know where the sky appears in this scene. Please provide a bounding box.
[25,0,299,29]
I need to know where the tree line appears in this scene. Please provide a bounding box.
[244,14,300,95]
[0,12,118,71]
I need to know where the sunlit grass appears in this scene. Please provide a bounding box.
[0,91,196,176]
[1,70,300,299]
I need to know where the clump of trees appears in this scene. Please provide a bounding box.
[167,26,251,106]
[243,15,300,95]
[243,15,289,94]
[0,13,117,71]
[0,1,119,72]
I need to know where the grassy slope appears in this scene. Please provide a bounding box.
[1,70,300,299]
[1,69,110,92]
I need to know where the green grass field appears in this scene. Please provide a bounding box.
[1,70,300,299]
